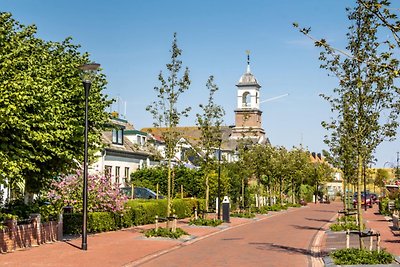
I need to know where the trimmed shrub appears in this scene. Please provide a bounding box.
[63,213,83,234]
[379,198,391,216]
[63,198,205,235]
[144,227,188,239]
[230,212,255,218]
[331,248,394,265]
[189,218,223,227]
[329,222,359,231]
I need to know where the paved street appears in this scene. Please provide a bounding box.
[1,203,341,267]
[133,203,340,267]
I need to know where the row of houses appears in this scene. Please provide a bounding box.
[91,57,269,187]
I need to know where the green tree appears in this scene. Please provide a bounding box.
[375,168,390,191]
[196,75,225,210]
[146,33,191,218]
[297,1,400,244]
[0,13,111,199]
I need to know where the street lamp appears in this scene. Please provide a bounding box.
[79,62,100,251]
[217,138,222,220]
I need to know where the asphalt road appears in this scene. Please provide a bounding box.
[137,202,340,267]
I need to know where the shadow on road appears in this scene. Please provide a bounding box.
[383,239,400,244]
[291,225,322,231]
[249,242,316,256]
[305,217,331,223]
[314,210,336,213]
[63,241,81,250]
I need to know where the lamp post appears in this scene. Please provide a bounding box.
[79,62,100,251]
[217,138,222,220]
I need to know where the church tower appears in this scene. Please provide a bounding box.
[231,52,266,142]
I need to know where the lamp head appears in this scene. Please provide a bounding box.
[79,63,100,83]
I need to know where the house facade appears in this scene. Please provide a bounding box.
[91,117,159,187]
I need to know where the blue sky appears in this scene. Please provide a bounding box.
[2,0,400,167]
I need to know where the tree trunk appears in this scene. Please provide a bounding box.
[205,175,209,212]
[357,155,364,249]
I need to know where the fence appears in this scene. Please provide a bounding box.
[0,214,62,253]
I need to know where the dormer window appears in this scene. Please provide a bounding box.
[112,128,124,145]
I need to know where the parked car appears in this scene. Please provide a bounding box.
[352,192,372,208]
[120,187,164,199]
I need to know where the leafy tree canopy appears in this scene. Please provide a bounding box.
[0,12,112,193]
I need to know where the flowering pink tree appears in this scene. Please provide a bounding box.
[48,170,128,213]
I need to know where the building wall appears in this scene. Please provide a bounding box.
[234,110,262,128]
[91,151,156,187]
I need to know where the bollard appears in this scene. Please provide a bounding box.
[58,213,63,241]
[377,234,381,252]
[369,235,373,251]
[155,216,159,231]
[194,208,198,220]
[172,215,177,233]
[346,230,350,249]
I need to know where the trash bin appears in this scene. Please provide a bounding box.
[222,196,230,223]
[63,205,73,213]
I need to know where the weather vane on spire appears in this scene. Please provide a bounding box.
[245,50,251,73]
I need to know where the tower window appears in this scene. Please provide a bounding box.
[242,92,251,107]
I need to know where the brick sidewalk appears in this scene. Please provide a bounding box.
[322,204,400,256]
[0,213,270,267]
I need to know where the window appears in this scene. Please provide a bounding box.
[112,128,124,145]
[242,92,251,107]
[124,167,129,185]
[105,165,112,178]
[115,166,120,184]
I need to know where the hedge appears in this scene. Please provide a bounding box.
[63,198,205,235]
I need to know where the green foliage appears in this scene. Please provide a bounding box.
[125,200,167,226]
[146,33,191,218]
[375,169,390,188]
[297,0,400,232]
[0,12,112,193]
[331,248,394,265]
[300,184,315,202]
[63,198,205,235]
[189,218,223,227]
[63,213,82,234]
[230,212,256,218]
[264,204,288,212]
[379,198,391,216]
[329,222,358,231]
[131,165,205,199]
[196,75,225,209]
[337,215,356,222]
[2,198,58,222]
[144,227,188,239]
[286,203,301,208]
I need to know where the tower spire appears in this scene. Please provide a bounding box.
[246,50,251,73]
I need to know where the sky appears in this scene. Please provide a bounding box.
[2,0,400,167]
